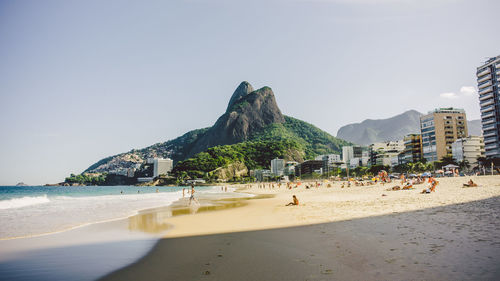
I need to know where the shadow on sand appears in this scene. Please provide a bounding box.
[101,196,500,281]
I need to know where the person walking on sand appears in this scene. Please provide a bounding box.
[285,195,299,206]
[183,188,185,198]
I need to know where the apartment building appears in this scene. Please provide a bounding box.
[400,134,423,164]
[270,158,285,176]
[420,108,468,162]
[477,55,500,159]
[451,136,485,168]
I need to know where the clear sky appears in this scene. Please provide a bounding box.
[1,0,499,185]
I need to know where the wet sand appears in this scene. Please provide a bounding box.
[100,176,500,281]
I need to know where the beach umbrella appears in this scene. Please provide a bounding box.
[443,164,459,170]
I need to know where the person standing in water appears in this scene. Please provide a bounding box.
[189,184,198,205]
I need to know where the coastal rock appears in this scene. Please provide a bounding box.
[212,162,248,181]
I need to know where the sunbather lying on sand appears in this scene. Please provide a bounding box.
[421,177,438,194]
[402,181,413,190]
[463,179,478,187]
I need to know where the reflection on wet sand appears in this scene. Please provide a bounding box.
[128,194,275,234]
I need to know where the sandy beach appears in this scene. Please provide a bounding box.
[101,176,500,280]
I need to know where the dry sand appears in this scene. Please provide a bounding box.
[101,176,500,281]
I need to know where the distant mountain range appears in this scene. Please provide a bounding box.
[336,110,482,145]
[85,82,350,174]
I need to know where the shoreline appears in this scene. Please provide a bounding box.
[0,187,255,281]
[0,185,240,241]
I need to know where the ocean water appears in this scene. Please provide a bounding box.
[0,185,225,239]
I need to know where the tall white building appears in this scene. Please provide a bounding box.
[153,158,173,178]
[369,140,405,167]
[452,136,485,168]
[271,158,285,176]
[342,146,354,164]
[477,55,500,159]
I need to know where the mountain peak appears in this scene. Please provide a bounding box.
[337,110,423,145]
[226,81,254,112]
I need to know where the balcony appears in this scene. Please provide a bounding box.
[485,143,499,150]
[477,68,491,77]
[482,118,495,125]
[483,132,497,138]
[479,92,494,101]
[482,111,495,119]
[480,99,495,107]
[480,105,495,113]
[484,138,498,144]
[479,86,493,94]
[479,80,492,89]
[477,75,491,83]
[482,124,496,131]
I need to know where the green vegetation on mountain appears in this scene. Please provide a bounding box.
[65,173,107,185]
[173,140,303,179]
[250,116,351,159]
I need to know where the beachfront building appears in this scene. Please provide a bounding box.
[400,134,423,164]
[342,146,354,164]
[477,55,500,159]
[342,146,366,167]
[284,161,298,176]
[369,140,405,167]
[254,169,272,181]
[420,108,468,162]
[452,136,485,168]
[315,154,342,173]
[315,154,341,163]
[270,158,285,176]
[153,158,173,178]
[295,160,324,176]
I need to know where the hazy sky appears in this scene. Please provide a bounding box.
[1,0,499,185]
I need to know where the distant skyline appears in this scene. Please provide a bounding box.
[1,0,499,185]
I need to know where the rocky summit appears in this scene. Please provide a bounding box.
[188,83,285,157]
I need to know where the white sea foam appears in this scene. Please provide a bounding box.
[0,187,252,240]
[0,191,184,239]
[0,195,50,210]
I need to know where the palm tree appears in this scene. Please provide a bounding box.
[459,160,470,173]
